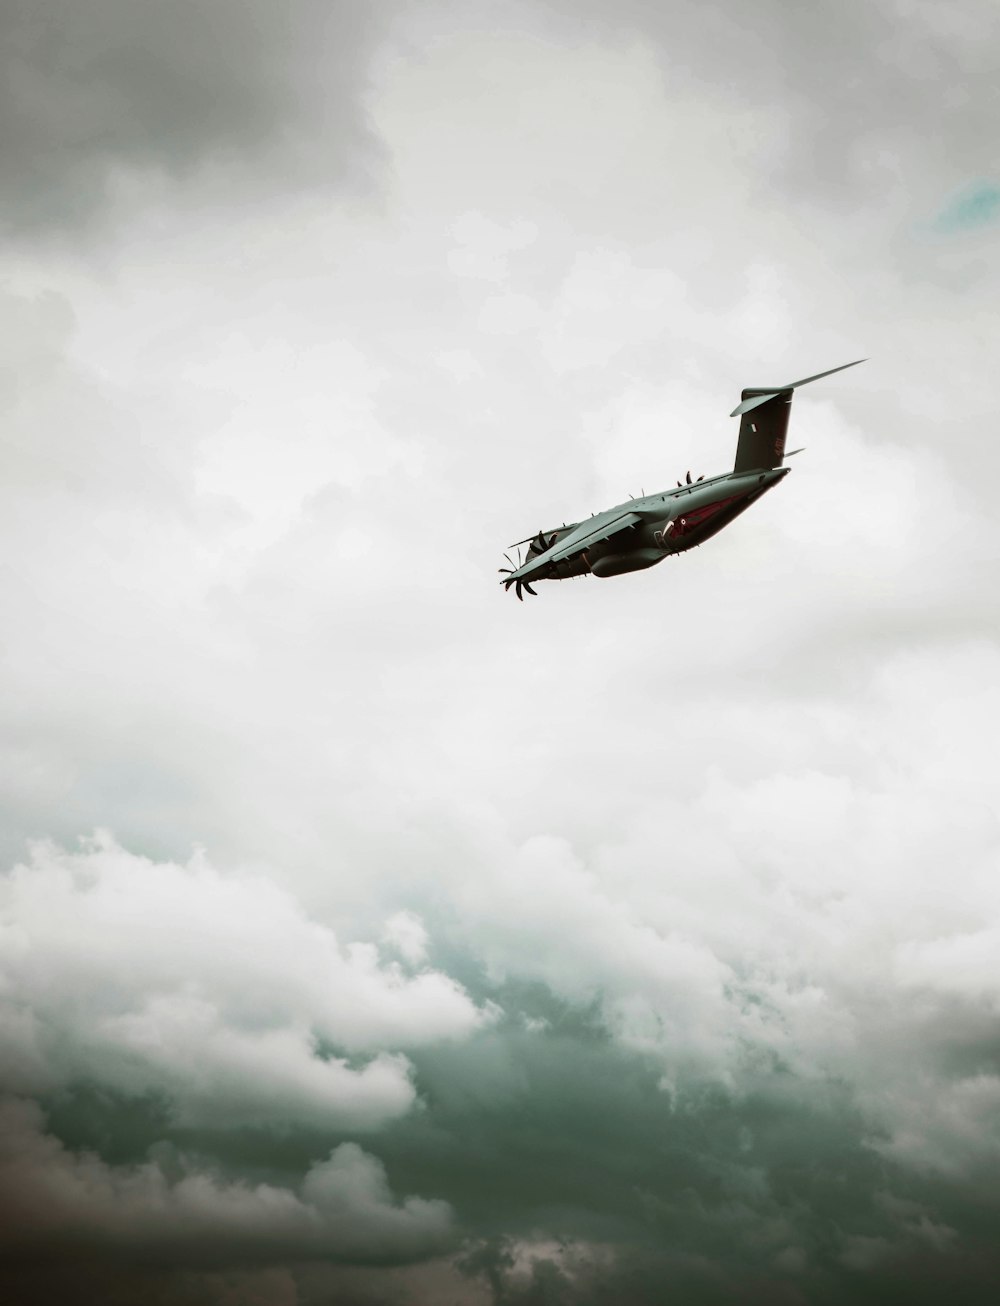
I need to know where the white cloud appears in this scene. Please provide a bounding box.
[448,212,538,283]
[449,833,734,1074]
[896,929,1000,1005]
[541,249,686,374]
[383,911,429,965]
[0,835,491,1128]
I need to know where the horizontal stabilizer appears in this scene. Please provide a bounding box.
[730,358,865,417]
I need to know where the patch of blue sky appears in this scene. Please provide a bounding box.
[932,182,1000,234]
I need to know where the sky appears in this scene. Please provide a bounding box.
[1,1,999,1302]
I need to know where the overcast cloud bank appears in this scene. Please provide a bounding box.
[2,0,1000,1302]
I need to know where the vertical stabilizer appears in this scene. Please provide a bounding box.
[732,390,792,473]
[730,359,864,473]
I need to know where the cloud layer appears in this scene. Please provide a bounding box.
[0,1097,452,1264]
[0,835,489,1128]
[0,0,389,236]
[2,0,1000,1302]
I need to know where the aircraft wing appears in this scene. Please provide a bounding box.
[545,510,642,563]
[506,509,643,582]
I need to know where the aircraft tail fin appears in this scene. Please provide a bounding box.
[731,359,864,474]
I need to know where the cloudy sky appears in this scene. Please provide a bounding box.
[2,2,999,1302]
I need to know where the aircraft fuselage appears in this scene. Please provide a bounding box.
[528,466,789,585]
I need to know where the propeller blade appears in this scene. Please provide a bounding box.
[686,470,692,484]
[523,581,537,596]
[515,582,523,601]
[696,475,704,481]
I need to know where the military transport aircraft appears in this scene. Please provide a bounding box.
[499,360,864,599]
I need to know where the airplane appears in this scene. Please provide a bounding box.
[499,359,864,599]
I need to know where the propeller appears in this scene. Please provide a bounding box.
[498,550,518,583]
[498,541,541,600]
[497,575,537,600]
[497,530,555,599]
[527,529,559,558]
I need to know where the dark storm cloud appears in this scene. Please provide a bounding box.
[0,1096,454,1268]
[15,1006,1000,1304]
[384,1017,1000,1304]
[5,838,1000,1302]
[0,0,388,236]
